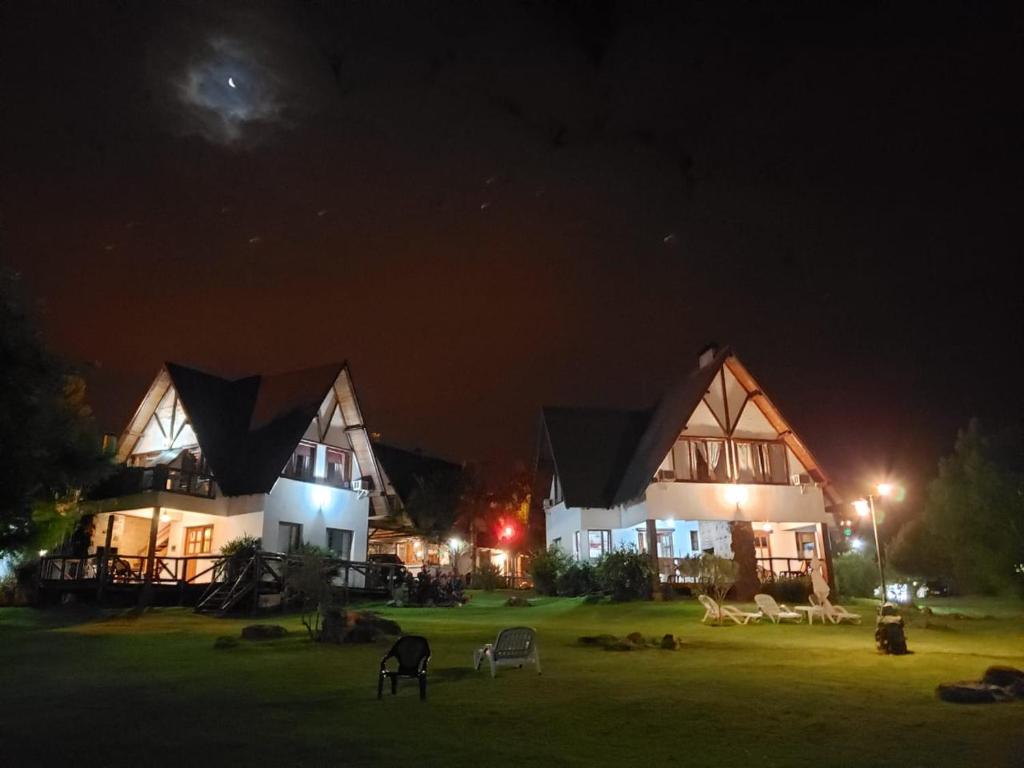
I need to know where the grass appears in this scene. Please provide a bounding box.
[1,594,1022,767]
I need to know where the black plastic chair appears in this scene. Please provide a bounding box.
[378,635,431,701]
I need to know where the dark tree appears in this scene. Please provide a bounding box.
[0,272,110,555]
[889,420,1024,594]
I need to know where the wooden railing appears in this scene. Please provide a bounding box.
[38,553,226,585]
[88,465,216,500]
[756,557,814,579]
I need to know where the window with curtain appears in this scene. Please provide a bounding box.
[588,530,611,559]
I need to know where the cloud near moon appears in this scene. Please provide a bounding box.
[158,7,333,148]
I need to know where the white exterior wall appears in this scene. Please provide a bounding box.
[544,502,581,556]
[261,477,369,559]
[643,481,830,524]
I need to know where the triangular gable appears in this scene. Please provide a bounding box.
[117,361,388,500]
[723,356,838,503]
[612,347,839,506]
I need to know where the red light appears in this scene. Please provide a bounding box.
[503,525,514,538]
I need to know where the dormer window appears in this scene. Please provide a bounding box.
[284,442,316,481]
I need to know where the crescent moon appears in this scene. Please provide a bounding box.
[228,76,236,88]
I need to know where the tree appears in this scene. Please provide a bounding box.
[0,272,110,556]
[679,553,739,621]
[889,420,1024,594]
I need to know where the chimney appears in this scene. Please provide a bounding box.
[698,343,719,369]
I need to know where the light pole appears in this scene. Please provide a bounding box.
[854,482,894,604]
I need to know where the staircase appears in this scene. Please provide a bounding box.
[195,555,257,614]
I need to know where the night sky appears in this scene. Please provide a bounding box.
[2,1,1022,506]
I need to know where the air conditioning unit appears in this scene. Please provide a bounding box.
[351,476,375,493]
[790,473,812,486]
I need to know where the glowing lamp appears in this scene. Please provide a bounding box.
[876,482,894,497]
[853,498,870,517]
[448,537,463,551]
[762,523,773,533]
[724,485,748,506]
[38,549,48,557]
[503,525,514,539]
[850,537,865,551]
[311,485,331,509]
[160,512,171,523]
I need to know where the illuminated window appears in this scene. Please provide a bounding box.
[279,522,303,553]
[325,447,349,486]
[671,439,728,482]
[326,528,353,559]
[796,531,817,559]
[588,530,611,559]
[283,442,316,481]
[734,441,789,484]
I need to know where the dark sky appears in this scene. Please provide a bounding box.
[2,1,1022,505]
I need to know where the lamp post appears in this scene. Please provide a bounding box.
[854,482,894,604]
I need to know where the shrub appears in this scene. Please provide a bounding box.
[528,546,571,596]
[834,552,879,599]
[475,562,501,591]
[678,554,738,604]
[761,575,811,604]
[595,550,653,601]
[220,535,261,558]
[557,561,597,597]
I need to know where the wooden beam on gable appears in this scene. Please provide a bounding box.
[724,356,841,505]
[116,368,172,462]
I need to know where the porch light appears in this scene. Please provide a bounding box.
[38,549,48,557]
[724,485,748,506]
[762,522,773,533]
[160,512,171,523]
[311,485,330,509]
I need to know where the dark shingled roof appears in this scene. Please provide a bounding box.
[165,361,343,496]
[541,407,651,508]
[373,443,463,505]
[541,346,732,509]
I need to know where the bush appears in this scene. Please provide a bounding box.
[834,552,879,599]
[475,562,501,591]
[528,546,571,596]
[557,561,597,596]
[678,554,738,604]
[595,550,653,601]
[761,575,811,604]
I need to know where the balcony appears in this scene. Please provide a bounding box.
[89,465,216,501]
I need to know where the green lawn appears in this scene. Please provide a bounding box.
[2,594,1022,767]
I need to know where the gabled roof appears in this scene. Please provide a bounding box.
[118,361,373,497]
[540,346,839,508]
[373,443,462,505]
[541,406,650,508]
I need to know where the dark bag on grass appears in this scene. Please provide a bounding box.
[875,621,908,655]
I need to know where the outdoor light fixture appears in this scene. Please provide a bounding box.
[38,549,48,557]
[448,537,463,551]
[160,512,171,523]
[850,537,865,551]
[724,484,748,507]
[503,525,514,538]
[855,481,902,604]
[762,522,774,533]
[311,485,330,509]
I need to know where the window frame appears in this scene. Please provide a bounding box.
[587,529,612,560]
[278,521,303,553]
[326,527,354,559]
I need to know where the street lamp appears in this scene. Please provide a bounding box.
[854,482,895,603]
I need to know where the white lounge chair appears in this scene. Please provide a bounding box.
[754,594,803,623]
[473,626,541,677]
[820,597,862,624]
[698,594,761,625]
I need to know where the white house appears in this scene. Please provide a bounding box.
[540,345,841,585]
[84,361,391,581]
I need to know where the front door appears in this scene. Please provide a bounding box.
[184,524,214,580]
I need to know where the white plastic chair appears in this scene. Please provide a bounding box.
[473,627,541,677]
[698,594,761,625]
[821,597,862,624]
[754,593,803,623]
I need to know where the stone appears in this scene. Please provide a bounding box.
[936,682,1013,704]
[240,624,288,640]
[606,640,638,651]
[213,635,239,649]
[626,632,645,645]
[981,666,1024,688]
[660,634,678,650]
[578,634,618,647]
[505,595,531,607]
